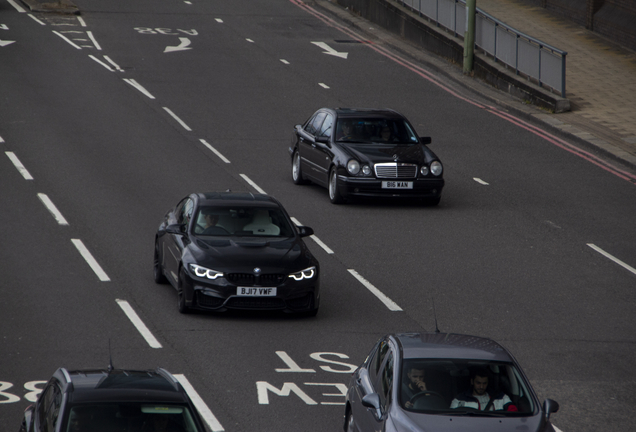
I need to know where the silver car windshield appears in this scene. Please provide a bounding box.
[400,359,535,415]
[335,118,419,144]
[193,206,295,237]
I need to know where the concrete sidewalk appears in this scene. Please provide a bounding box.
[476,0,636,170]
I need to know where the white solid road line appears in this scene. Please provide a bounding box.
[71,239,111,282]
[115,299,162,349]
[53,31,82,49]
[174,374,225,432]
[7,0,26,12]
[163,107,192,131]
[348,269,403,311]
[587,243,636,276]
[28,14,46,25]
[123,78,156,99]
[290,217,334,254]
[6,151,33,180]
[86,31,101,50]
[200,139,230,163]
[240,174,266,194]
[37,193,69,225]
[89,55,116,71]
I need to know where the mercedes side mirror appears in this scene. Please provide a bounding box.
[420,136,432,145]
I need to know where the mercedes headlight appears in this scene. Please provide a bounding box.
[430,161,443,176]
[347,160,361,175]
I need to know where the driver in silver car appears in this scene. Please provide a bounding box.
[402,365,428,408]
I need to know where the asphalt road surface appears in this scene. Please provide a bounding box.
[1,0,635,431]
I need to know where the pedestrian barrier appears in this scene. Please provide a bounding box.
[397,0,567,97]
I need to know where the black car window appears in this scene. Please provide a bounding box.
[193,206,294,237]
[65,404,202,432]
[335,118,419,143]
[178,199,194,225]
[378,351,394,409]
[37,381,61,432]
[305,112,327,136]
[399,359,535,414]
[318,114,333,138]
[369,340,390,383]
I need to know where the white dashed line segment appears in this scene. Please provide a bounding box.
[37,193,69,225]
[174,374,225,432]
[6,151,33,180]
[53,31,82,49]
[199,139,230,163]
[240,174,266,194]
[473,177,489,185]
[163,107,192,131]
[77,16,87,27]
[115,299,162,349]
[319,83,330,89]
[290,217,334,254]
[71,239,111,282]
[123,79,155,99]
[348,269,402,311]
[587,243,636,276]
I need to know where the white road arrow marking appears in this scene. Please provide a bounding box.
[164,37,192,53]
[0,39,16,47]
[311,41,348,59]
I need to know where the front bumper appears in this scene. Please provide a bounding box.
[182,269,320,313]
[338,175,444,199]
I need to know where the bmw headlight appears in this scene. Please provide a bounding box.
[289,266,316,281]
[347,160,361,175]
[190,264,224,280]
[430,161,443,176]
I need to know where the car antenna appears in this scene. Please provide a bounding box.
[432,298,440,333]
[108,338,114,373]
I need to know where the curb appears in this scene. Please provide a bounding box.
[19,0,79,14]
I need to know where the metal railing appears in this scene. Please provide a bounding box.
[397,0,567,97]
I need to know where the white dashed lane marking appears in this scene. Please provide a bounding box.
[71,239,111,282]
[37,193,69,225]
[6,151,33,180]
[115,299,162,348]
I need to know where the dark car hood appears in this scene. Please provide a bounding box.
[392,409,547,432]
[343,143,434,163]
[188,236,312,272]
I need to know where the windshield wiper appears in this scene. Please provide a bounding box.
[450,409,506,417]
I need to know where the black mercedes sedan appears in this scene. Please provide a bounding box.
[154,192,320,316]
[344,333,560,432]
[290,108,444,205]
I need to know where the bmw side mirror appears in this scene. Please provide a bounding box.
[297,226,314,238]
[166,223,185,235]
[361,393,382,420]
[420,136,432,145]
[543,399,559,420]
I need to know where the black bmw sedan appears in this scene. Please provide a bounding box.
[344,333,560,432]
[154,192,320,316]
[290,108,444,205]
